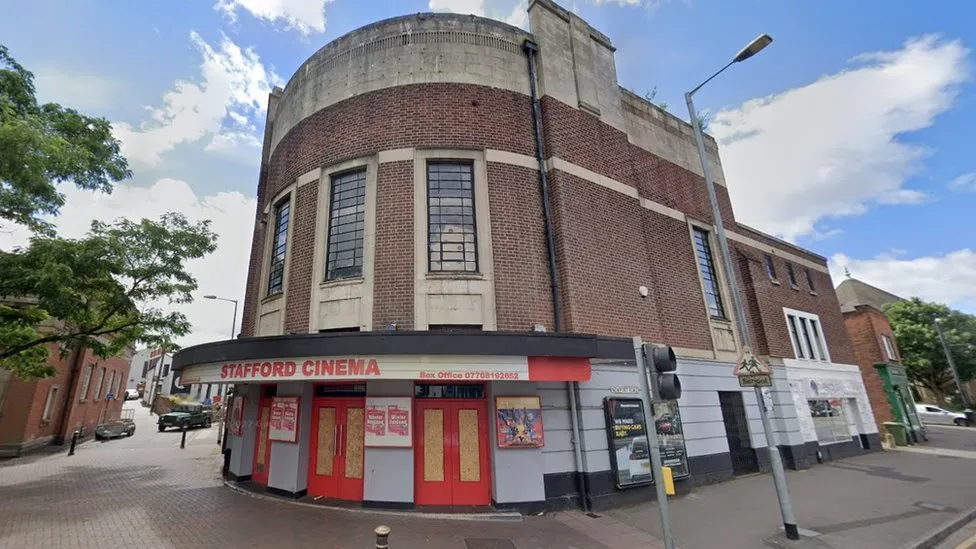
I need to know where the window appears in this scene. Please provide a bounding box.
[784,309,830,361]
[267,198,291,295]
[318,327,361,333]
[428,324,483,331]
[42,385,59,423]
[94,367,106,400]
[427,162,478,272]
[881,334,897,361]
[808,399,851,444]
[785,262,798,288]
[764,254,778,281]
[692,227,726,319]
[804,268,816,292]
[80,365,94,401]
[415,384,485,399]
[107,371,116,398]
[326,170,366,280]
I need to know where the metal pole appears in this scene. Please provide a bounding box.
[67,430,79,456]
[181,425,187,449]
[935,320,972,410]
[686,91,799,540]
[633,337,675,549]
[374,525,391,549]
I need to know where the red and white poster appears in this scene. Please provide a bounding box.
[268,396,300,443]
[228,396,245,436]
[365,405,386,437]
[364,397,412,447]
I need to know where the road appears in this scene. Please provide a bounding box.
[1,404,974,549]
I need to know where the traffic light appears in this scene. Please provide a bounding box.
[643,344,681,401]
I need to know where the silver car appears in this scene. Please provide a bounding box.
[915,404,971,427]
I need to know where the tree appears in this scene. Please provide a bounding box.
[696,109,712,133]
[0,213,218,378]
[884,298,976,406]
[1,44,130,233]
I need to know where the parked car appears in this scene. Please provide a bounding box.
[158,403,212,432]
[95,410,136,440]
[915,404,971,427]
[125,389,140,400]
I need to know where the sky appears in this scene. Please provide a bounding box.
[0,0,974,349]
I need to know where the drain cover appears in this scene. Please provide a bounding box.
[464,539,516,549]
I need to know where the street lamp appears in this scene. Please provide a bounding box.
[204,294,239,446]
[685,34,801,541]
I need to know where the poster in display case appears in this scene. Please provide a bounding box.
[603,397,689,489]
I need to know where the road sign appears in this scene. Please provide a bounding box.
[733,347,772,387]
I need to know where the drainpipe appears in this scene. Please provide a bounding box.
[523,38,589,512]
[55,345,86,445]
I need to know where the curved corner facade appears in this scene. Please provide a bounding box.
[178,0,882,514]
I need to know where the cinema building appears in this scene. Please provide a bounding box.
[173,0,881,512]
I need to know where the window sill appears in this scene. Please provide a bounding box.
[320,277,364,289]
[79,399,86,403]
[426,272,484,281]
[709,316,732,325]
[40,419,51,426]
[261,293,284,305]
[769,279,781,286]
[817,439,853,447]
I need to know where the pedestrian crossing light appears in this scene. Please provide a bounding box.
[643,344,681,401]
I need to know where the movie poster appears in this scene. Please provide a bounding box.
[268,396,299,443]
[495,396,544,448]
[364,397,412,447]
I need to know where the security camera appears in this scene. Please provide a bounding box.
[638,285,649,298]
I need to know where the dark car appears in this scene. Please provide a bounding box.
[158,403,212,432]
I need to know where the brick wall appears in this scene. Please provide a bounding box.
[283,183,319,333]
[844,306,898,428]
[372,161,415,330]
[486,162,555,332]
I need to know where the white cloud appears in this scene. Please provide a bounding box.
[830,250,976,312]
[428,0,529,29]
[0,180,258,348]
[710,35,970,241]
[949,172,976,192]
[113,32,280,167]
[215,0,332,34]
[32,66,119,111]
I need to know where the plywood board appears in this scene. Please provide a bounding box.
[345,407,364,479]
[256,407,270,468]
[458,408,480,482]
[423,409,444,482]
[316,407,335,476]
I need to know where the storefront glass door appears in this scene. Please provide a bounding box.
[252,398,272,485]
[308,398,365,501]
[414,399,491,506]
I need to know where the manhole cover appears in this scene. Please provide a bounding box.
[464,539,517,549]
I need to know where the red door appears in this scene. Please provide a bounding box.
[308,398,365,501]
[252,398,272,485]
[415,399,491,506]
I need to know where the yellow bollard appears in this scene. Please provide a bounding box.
[661,466,675,496]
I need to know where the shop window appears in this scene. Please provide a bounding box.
[326,169,366,281]
[415,384,485,399]
[267,197,291,295]
[692,227,726,319]
[42,385,59,423]
[785,308,829,362]
[427,162,478,273]
[785,262,799,289]
[808,399,851,444]
[881,334,897,361]
[764,254,778,282]
[79,364,95,401]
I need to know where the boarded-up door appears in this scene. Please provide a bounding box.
[414,400,490,506]
[308,398,365,501]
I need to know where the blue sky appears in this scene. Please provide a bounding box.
[1,0,974,343]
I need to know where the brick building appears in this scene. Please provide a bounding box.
[173,1,880,512]
[0,344,132,457]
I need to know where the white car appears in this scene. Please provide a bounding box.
[125,389,140,401]
[915,404,971,427]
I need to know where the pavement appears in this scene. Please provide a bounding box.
[0,404,974,549]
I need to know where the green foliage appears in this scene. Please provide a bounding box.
[644,86,668,111]
[0,213,217,378]
[0,44,130,233]
[883,298,976,403]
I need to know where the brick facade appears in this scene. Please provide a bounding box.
[238,77,855,371]
[843,306,900,428]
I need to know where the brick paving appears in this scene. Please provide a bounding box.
[0,403,639,549]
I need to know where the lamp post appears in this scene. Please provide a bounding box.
[204,294,239,444]
[934,318,974,422]
[686,34,800,541]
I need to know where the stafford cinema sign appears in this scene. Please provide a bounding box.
[179,355,591,384]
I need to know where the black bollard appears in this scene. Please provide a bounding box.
[180,425,187,449]
[67,430,79,456]
[374,525,391,549]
